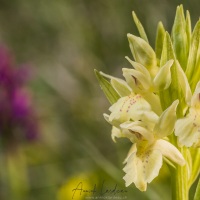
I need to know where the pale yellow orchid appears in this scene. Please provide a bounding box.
[175,82,200,147]
[103,93,159,128]
[99,56,174,115]
[120,100,185,191]
[123,57,174,93]
[123,139,185,191]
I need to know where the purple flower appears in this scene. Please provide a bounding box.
[0,45,38,144]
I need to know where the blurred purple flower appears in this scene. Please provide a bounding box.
[0,45,38,144]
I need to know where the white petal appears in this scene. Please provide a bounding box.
[123,146,163,191]
[154,100,179,138]
[122,68,150,90]
[123,143,137,164]
[143,150,163,183]
[143,92,162,115]
[111,126,135,143]
[175,116,199,147]
[123,152,147,191]
[109,94,155,124]
[103,113,109,122]
[122,69,137,91]
[125,57,151,82]
[152,139,185,166]
[153,59,173,90]
[111,126,123,143]
[109,97,127,121]
[142,110,159,126]
[120,121,154,141]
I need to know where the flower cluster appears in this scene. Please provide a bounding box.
[95,5,200,192]
[0,46,38,147]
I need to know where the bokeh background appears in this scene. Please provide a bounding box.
[0,0,199,200]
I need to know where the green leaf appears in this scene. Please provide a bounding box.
[189,22,200,91]
[132,11,149,43]
[94,70,120,104]
[185,20,200,89]
[171,5,188,70]
[99,71,132,97]
[127,34,157,76]
[186,10,191,49]
[194,178,200,200]
[155,21,165,65]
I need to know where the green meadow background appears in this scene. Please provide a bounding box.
[0,0,199,199]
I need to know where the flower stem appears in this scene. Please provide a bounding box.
[171,147,189,200]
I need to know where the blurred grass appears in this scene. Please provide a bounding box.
[0,0,199,199]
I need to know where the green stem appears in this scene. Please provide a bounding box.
[194,177,200,200]
[171,147,189,200]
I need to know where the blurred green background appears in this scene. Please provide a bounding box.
[0,0,199,200]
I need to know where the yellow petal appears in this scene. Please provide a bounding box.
[120,121,154,142]
[111,126,135,143]
[154,100,179,138]
[125,57,151,82]
[123,143,137,164]
[142,92,162,115]
[152,139,185,166]
[108,94,155,124]
[122,68,150,90]
[144,150,163,183]
[123,152,147,191]
[153,59,173,91]
[176,61,192,105]
[123,146,163,191]
[175,116,199,147]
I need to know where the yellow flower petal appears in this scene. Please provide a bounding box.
[154,100,179,138]
[153,59,173,90]
[120,121,154,142]
[123,68,150,90]
[175,115,200,147]
[123,145,163,191]
[152,139,185,166]
[123,152,147,191]
[111,126,135,143]
[108,94,155,124]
